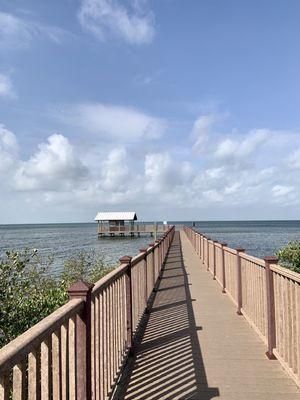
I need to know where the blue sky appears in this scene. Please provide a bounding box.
[1,0,300,223]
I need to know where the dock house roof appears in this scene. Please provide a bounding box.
[94,212,137,221]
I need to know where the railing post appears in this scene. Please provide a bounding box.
[206,238,211,271]
[68,280,94,400]
[149,243,156,291]
[221,243,227,293]
[199,234,202,260]
[236,248,245,315]
[119,256,133,353]
[155,239,161,275]
[264,256,278,360]
[140,249,149,312]
[213,241,218,279]
[161,235,165,264]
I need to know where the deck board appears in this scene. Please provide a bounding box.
[120,231,300,399]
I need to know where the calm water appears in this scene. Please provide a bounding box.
[184,220,300,259]
[0,223,157,276]
[0,221,299,276]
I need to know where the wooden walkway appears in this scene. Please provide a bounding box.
[120,231,300,399]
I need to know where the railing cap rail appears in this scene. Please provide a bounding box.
[270,263,300,283]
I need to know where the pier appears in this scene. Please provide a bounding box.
[1,226,300,399]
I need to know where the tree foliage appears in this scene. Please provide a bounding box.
[0,249,113,348]
[277,241,300,273]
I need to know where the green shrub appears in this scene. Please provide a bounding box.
[277,241,300,273]
[0,249,114,348]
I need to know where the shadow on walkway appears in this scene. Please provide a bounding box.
[118,232,219,399]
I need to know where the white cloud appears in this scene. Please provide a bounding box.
[144,152,194,194]
[100,147,131,190]
[0,10,70,49]
[272,185,294,197]
[203,189,223,202]
[214,129,270,163]
[191,114,218,153]
[2,116,300,222]
[57,102,166,142]
[0,73,15,98]
[287,148,300,169]
[15,134,88,191]
[78,0,155,45]
[0,124,18,174]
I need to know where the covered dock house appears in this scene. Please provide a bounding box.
[94,211,169,237]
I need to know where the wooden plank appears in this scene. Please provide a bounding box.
[13,362,26,400]
[41,340,50,400]
[60,323,68,400]
[52,330,61,400]
[0,371,10,400]
[68,317,76,400]
[28,350,38,400]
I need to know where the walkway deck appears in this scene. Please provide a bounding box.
[120,231,300,399]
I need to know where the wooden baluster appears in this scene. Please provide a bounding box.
[68,317,76,400]
[52,330,61,400]
[0,371,10,400]
[28,350,38,400]
[13,361,26,400]
[60,324,68,400]
[264,256,278,359]
[41,340,50,400]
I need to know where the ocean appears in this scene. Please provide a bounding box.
[0,220,299,276]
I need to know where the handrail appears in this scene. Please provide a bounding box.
[183,225,300,388]
[0,225,175,400]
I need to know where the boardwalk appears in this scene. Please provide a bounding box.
[121,231,300,399]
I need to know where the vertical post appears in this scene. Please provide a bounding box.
[199,234,202,259]
[119,256,133,353]
[206,238,211,271]
[213,241,218,279]
[68,280,94,400]
[236,248,245,315]
[139,249,148,312]
[149,243,156,291]
[155,239,161,275]
[264,256,278,359]
[221,243,227,293]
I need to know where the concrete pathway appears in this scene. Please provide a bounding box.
[121,231,300,399]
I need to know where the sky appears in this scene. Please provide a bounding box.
[1,0,300,223]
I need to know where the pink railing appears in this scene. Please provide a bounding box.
[0,226,175,399]
[184,225,300,387]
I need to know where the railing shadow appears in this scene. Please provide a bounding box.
[116,232,219,399]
